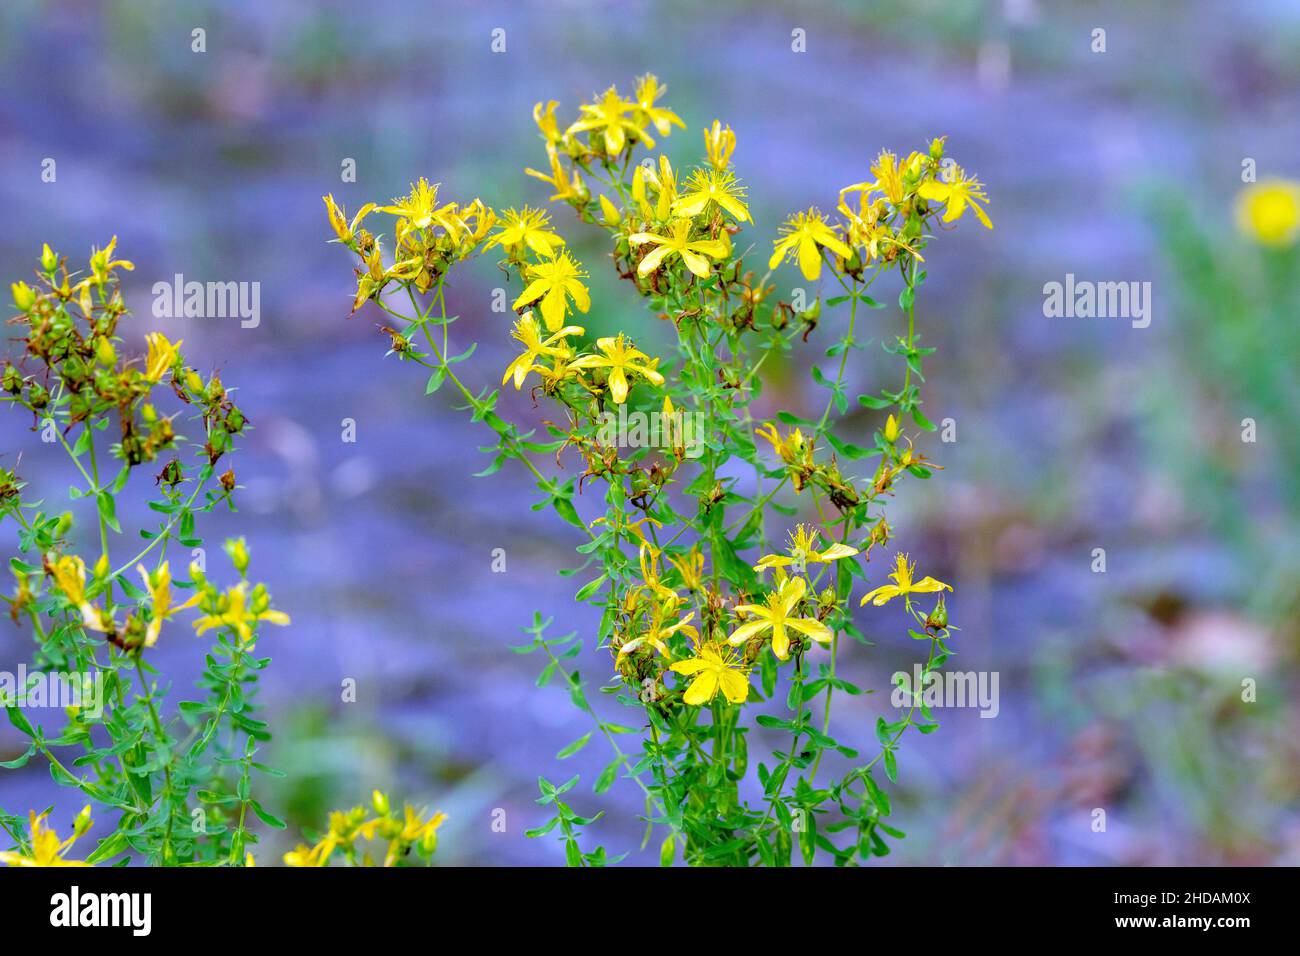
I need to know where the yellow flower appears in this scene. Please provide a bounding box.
[284,839,335,868]
[379,178,466,237]
[918,166,992,228]
[666,546,705,592]
[728,576,831,661]
[50,554,88,606]
[487,207,565,258]
[144,332,182,383]
[670,641,750,705]
[769,209,853,281]
[633,74,685,137]
[635,155,678,220]
[567,334,665,404]
[389,805,447,864]
[673,168,751,223]
[629,218,730,278]
[322,194,376,244]
[1236,179,1300,247]
[567,86,644,154]
[192,582,290,644]
[755,422,811,465]
[137,561,199,648]
[533,100,562,144]
[619,595,697,659]
[703,120,736,170]
[501,312,584,390]
[525,144,584,201]
[860,552,952,607]
[0,810,91,867]
[512,250,591,331]
[754,524,858,574]
[88,236,133,287]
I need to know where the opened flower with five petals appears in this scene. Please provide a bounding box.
[917,166,992,229]
[501,312,584,390]
[769,208,853,281]
[512,250,591,331]
[728,576,832,661]
[629,218,730,278]
[487,207,565,259]
[567,86,644,155]
[670,641,750,705]
[566,334,664,404]
[860,552,952,607]
[754,524,859,574]
[672,168,751,223]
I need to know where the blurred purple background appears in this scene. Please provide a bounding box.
[2,0,1298,865]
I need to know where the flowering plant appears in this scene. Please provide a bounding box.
[326,75,990,865]
[0,240,293,866]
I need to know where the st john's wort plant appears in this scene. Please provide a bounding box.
[324,75,991,866]
[0,240,290,866]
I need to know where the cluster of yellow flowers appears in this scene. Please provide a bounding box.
[283,791,446,867]
[36,538,287,655]
[613,523,950,708]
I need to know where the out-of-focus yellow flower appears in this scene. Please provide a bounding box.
[0,810,91,867]
[526,144,584,201]
[192,582,290,644]
[137,561,199,648]
[11,281,37,312]
[673,168,751,223]
[144,332,182,383]
[389,805,447,863]
[568,86,645,154]
[703,120,736,170]
[728,576,830,661]
[50,554,88,607]
[769,209,853,281]
[629,219,730,278]
[89,236,133,287]
[860,553,951,607]
[754,524,858,574]
[512,250,591,331]
[283,839,335,868]
[633,74,685,138]
[487,207,565,259]
[533,100,562,144]
[501,312,584,390]
[619,595,697,659]
[1236,179,1300,247]
[567,334,664,404]
[323,194,376,244]
[918,165,992,228]
[670,641,750,705]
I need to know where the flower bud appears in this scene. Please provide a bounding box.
[224,537,249,575]
[598,194,621,226]
[95,337,117,367]
[925,595,948,630]
[884,414,900,443]
[93,552,110,580]
[372,790,390,816]
[73,805,94,838]
[40,244,58,273]
[11,281,36,312]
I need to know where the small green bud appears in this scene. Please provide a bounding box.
[224,537,249,576]
[95,336,117,367]
[40,244,58,273]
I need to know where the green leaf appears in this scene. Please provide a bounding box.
[556,732,592,760]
